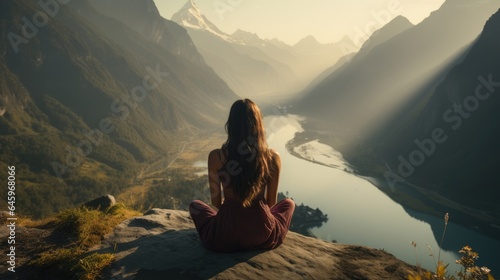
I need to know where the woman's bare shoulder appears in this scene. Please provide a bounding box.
[269,149,281,165]
[209,148,226,165]
[269,148,280,158]
[208,149,220,161]
[209,149,220,156]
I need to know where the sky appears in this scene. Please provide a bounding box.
[154,0,446,45]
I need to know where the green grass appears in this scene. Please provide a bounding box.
[31,248,114,280]
[29,203,140,280]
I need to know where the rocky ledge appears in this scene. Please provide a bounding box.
[92,209,417,279]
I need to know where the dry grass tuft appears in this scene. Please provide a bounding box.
[29,203,140,280]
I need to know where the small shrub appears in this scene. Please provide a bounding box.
[31,247,80,272]
[32,249,114,280]
[56,207,109,248]
[456,246,494,280]
[78,253,115,280]
[408,213,495,280]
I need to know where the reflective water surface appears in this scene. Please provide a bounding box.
[264,115,499,273]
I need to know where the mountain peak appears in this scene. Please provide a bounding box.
[172,0,243,44]
[294,35,321,47]
[335,35,354,45]
[232,29,263,44]
[390,15,413,27]
[292,35,332,53]
[172,0,209,30]
[232,29,258,37]
[358,15,414,53]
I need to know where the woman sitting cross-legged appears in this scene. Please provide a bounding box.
[189,99,295,252]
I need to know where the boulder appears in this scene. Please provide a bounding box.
[82,194,116,211]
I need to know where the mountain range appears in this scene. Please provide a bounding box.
[379,7,500,211]
[294,0,500,219]
[297,15,414,101]
[0,0,236,217]
[171,0,350,98]
[296,0,500,138]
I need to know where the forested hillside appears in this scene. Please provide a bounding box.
[0,0,236,217]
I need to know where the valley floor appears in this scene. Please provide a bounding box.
[116,130,226,209]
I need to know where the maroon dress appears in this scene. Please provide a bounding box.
[189,190,295,252]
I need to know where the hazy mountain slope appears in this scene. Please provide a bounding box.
[86,0,205,65]
[231,29,298,71]
[233,30,355,93]
[297,0,500,138]
[77,0,235,114]
[299,16,414,100]
[186,28,297,97]
[0,0,236,217]
[355,16,413,60]
[380,9,500,211]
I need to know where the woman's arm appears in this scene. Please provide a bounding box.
[266,150,281,207]
[208,150,223,209]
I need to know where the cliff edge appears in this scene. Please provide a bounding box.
[92,208,416,279]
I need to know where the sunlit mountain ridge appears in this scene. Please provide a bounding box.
[296,0,500,139]
[378,8,500,211]
[294,0,500,227]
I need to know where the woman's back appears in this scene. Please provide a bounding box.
[189,99,295,252]
[210,148,278,204]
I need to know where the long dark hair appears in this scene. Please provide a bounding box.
[221,99,273,207]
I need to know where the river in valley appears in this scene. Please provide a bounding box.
[266,114,500,274]
[195,114,500,274]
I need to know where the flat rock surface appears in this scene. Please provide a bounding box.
[94,209,417,279]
